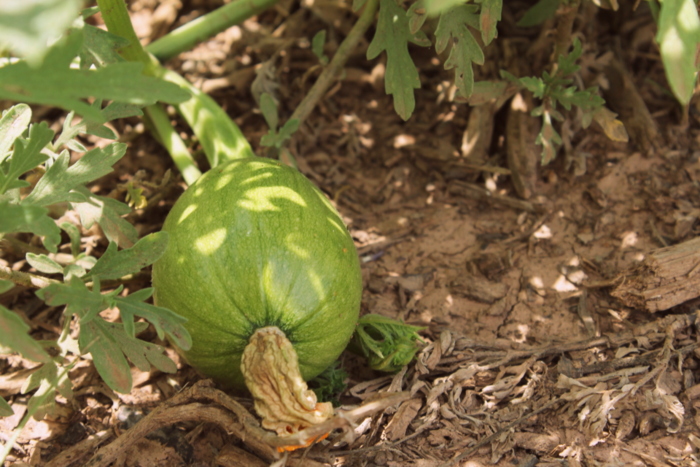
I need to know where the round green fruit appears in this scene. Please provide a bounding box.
[152,158,362,389]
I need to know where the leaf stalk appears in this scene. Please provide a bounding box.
[146,0,281,62]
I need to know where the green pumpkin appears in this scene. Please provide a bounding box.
[153,158,362,389]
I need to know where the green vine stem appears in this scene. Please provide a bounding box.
[146,0,281,62]
[289,0,379,126]
[552,0,581,71]
[0,263,58,289]
[156,68,256,167]
[97,0,155,66]
[142,105,202,185]
[97,0,256,179]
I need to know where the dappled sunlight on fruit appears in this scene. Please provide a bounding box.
[237,186,307,212]
[213,171,234,190]
[153,158,362,389]
[194,227,227,255]
[177,203,198,224]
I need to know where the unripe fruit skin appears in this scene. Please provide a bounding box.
[152,158,362,389]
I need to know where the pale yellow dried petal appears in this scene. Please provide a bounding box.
[241,326,334,436]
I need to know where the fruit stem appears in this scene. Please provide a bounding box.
[241,327,334,440]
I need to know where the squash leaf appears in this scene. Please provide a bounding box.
[0,0,83,66]
[114,291,192,350]
[22,360,73,420]
[0,304,52,363]
[101,321,178,374]
[0,203,48,235]
[367,0,429,120]
[72,189,138,248]
[0,30,189,123]
[87,232,168,282]
[435,4,485,99]
[36,277,190,394]
[23,143,127,207]
[0,104,32,163]
[0,122,53,196]
[79,320,133,394]
[480,0,502,45]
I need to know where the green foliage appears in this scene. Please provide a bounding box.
[367,0,430,121]
[657,0,700,105]
[502,39,605,164]
[0,396,11,417]
[259,93,300,149]
[0,0,84,66]
[309,362,348,407]
[435,4,485,99]
[312,30,329,65]
[0,302,52,364]
[352,314,424,373]
[0,4,194,445]
[517,0,562,27]
[0,26,189,123]
[480,0,503,45]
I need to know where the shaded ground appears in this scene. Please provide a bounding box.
[2,0,700,466]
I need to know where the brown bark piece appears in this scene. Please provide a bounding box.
[462,102,496,164]
[506,93,540,200]
[612,237,700,312]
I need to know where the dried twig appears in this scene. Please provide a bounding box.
[84,380,409,467]
[45,431,112,467]
[438,398,563,467]
[447,180,542,212]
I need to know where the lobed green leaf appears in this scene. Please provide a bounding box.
[0,304,52,363]
[36,278,106,321]
[0,30,190,123]
[480,0,502,45]
[0,122,54,196]
[0,0,83,66]
[88,232,168,282]
[0,203,48,235]
[79,24,131,69]
[367,0,428,120]
[79,320,133,394]
[72,188,138,248]
[101,321,177,374]
[114,292,192,350]
[435,5,485,99]
[0,104,32,164]
[23,143,127,207]
[19,360,72,423]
